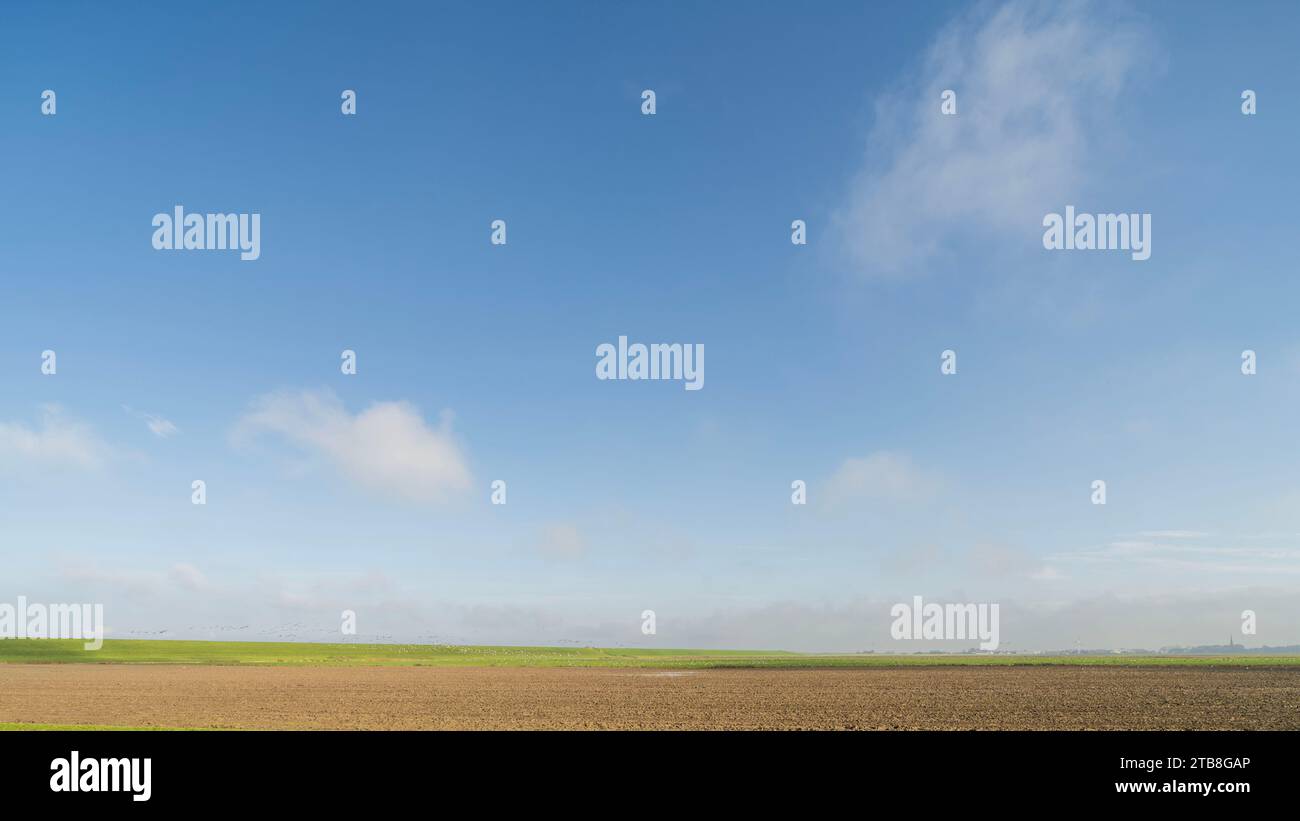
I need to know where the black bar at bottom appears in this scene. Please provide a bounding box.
[1,730,1282,807]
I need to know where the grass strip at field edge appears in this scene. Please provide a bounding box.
[1,640,1298,669]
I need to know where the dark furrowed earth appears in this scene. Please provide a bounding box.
[2,664,1298,730]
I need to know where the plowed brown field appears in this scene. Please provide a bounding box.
[2,664,1298,729]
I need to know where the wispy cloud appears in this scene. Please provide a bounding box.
[821,451,939,509]
[234,389,472,504]
[168,563,209,591]
[1053,535,1300,575]
[538,523,586,561]
[60,561,209,595]
[123,405,179,438]
[0,404,114,470]
[835,0,1154,276]
[967,542,1062,581]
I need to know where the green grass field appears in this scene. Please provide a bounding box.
[1,639,1297,668]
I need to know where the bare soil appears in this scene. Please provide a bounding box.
[2,664,1297,730]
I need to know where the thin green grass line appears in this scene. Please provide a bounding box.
[0,722,201,731]
[1,639,1297,669]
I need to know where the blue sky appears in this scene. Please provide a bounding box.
[2,0,1299,650]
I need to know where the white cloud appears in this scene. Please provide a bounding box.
[60,563,164,595]
[123,405,179,438]
[835,0,1153,275]
[822,451,938,509]
[0,404,114,470]
[967,542,1060,580]
[60,561,211,595]
[1053,538,1300,575]
[42,561,1300,650]
[146,416,178,437]
[235,389,472,504]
